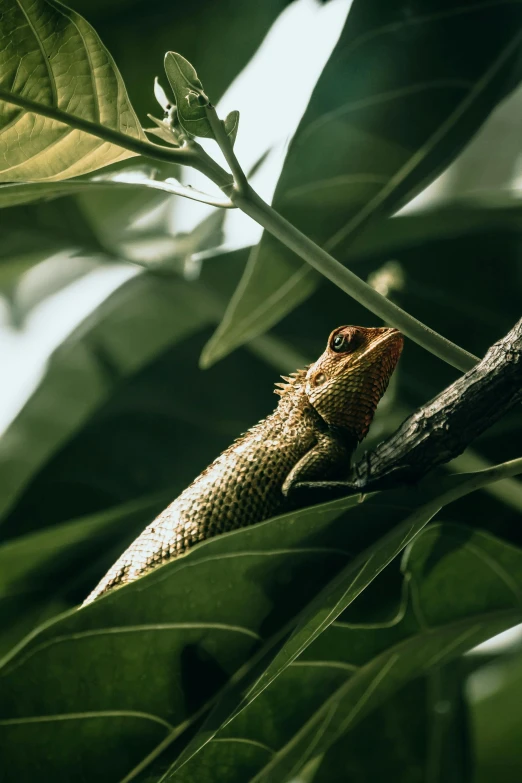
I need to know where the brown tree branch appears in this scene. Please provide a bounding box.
[350,316,522,492]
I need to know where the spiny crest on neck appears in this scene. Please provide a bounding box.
[274,367,309,397]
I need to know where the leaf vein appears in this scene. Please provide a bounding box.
[0,709,173,730]
[14,0,58,106]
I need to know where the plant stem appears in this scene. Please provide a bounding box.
[232,186,479,373]
[205,104,248,193]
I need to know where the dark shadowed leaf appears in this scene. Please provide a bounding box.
[343,191,522,264]
[314,663,471,783]
[0,493,169,656]
[470,648,522,783]
[169,524,522,782]
[0,493,363,782]
[0,273,217,524]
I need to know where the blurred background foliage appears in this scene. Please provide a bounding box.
[0,0,522,781]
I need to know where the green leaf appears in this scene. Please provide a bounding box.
[314,664,471,783]
[471,649,522,783]
[164,52,239,143]
[0,0,145,182]
[1,462,520,782]
[0,253,45,296]
[170,524,522,782]
[164,52,212,138]
[0,273,217,525]
[0,493,362,782]
[224,110,240,147]
[202,0,522,365]
[0,493,169,656]
[0,488,450,781]
[343,191,522,264]
[4,250,102,328]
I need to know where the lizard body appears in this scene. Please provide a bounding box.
[83,325,403,604]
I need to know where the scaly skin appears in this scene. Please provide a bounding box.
[83,325,403,604]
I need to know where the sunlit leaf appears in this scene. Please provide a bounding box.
[0,0,145,181]
[314,664,471,783]
[224,110,240,146]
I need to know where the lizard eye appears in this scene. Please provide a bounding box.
[330,330,361,353]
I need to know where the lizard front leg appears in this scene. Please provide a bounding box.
[282,430,356,503]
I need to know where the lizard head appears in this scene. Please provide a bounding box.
[305,325,404,441]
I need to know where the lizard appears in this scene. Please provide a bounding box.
[83,324,403,605]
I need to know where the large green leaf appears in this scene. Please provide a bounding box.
[2,495,520,783]
[0,493,362,782]
[1,466,519,782]
[168,524,522,783]
[0,486,439,779]
[0,0,145,181]
[202,0,522,365]
[0,272,217,525]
